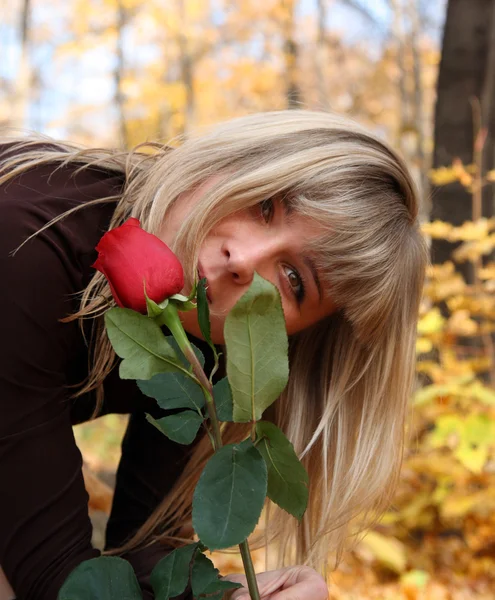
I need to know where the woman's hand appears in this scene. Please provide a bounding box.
[223,565,328,600]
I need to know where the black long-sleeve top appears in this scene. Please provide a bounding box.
[0,144,200,599]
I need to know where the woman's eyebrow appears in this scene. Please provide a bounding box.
[302,255,322,302]
[282,199,294,216]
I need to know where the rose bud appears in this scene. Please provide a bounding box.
[92,217,184,314]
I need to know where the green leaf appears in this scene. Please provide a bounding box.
[169,282,197,311]
[255,421,309,520]
[191,552,242,599]
[224,273,289,423]
[170,293,191,302]
[146,411,203,445]
[138,372,205,411]
[199,577,243,599]
[145,287,166,318]
[192,440,267,550]
[150,543,198,600]
[105,308,186,380]
[213,377,233,422]
[197,278,213,347]
[57,556,143,600]
[169,293,196,312]
[166,336,205,369]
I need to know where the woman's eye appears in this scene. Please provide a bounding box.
[284,265,305,303]
[259,198,274,223]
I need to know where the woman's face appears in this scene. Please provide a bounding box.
[158,180,336,344]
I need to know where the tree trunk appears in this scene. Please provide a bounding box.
[409,0,429,200]
[480,2,495,216]
[390,0,409,155]
[431,0,495,269]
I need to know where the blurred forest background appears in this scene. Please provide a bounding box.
[2,0,495,598]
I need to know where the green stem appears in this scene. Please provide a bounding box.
[158,303,193,363]
[202,388,223,450]
[208,350,221,384]
[158,302,224,447]
[159,301,260,599]
[239,540,261,600]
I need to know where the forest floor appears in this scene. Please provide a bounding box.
[75,416,495,600]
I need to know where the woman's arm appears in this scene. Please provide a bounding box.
[0,197,102,599]
[0,152,125,600]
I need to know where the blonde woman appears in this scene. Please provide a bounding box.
[0,110,428,600]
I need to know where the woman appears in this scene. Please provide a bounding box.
[0,110,428,600]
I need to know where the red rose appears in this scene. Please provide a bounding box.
[92,217,184,314]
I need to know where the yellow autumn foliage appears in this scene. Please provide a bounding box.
[365,158,495,596]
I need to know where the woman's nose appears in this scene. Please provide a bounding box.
[223,241,263,286]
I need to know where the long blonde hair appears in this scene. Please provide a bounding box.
[0,110,428,575]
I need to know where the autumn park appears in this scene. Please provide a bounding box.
[1,0,495,599]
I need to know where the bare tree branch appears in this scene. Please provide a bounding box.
[338,0,381,27]
[114,0,128,148]
[12,0,31,127]
[316,0,329,109]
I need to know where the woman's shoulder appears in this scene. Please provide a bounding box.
[0,140,126,287]
[0,140,126,212]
